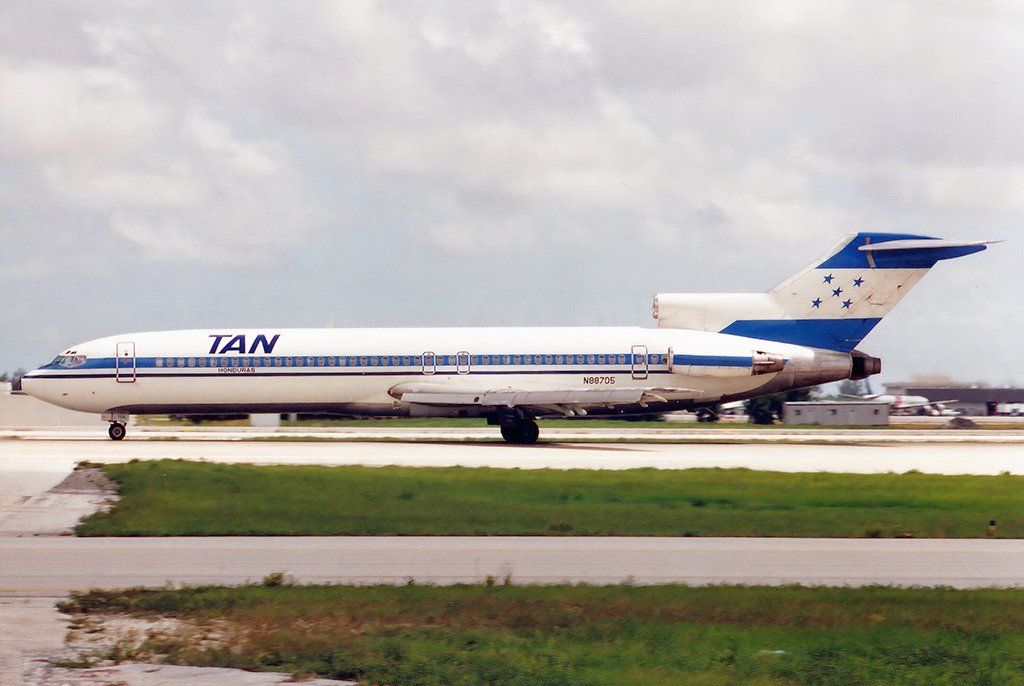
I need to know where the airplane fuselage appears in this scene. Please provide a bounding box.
[22,326,854,419]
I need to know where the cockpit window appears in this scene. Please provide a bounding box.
[51,355,87,368]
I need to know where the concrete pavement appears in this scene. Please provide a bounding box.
[3,433,1024,475]
[3,537,1024,593]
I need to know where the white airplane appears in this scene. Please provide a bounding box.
[843,393,960,416]
[22,232,994,442]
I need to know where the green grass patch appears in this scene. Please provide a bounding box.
[59,583,1024,684]
[78,460,1024,537]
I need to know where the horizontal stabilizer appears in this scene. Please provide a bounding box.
[858,238,1000,252]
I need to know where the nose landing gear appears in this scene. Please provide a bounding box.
[102,413,130,441]
[108,422,126,441]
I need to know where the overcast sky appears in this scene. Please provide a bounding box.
[1,0,1021,385]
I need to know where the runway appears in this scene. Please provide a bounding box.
[3,537,1024,594]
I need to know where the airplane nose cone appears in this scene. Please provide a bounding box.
[19,371,42,398]
[18,370,49,403]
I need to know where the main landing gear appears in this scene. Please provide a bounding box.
[108,422,126,441]
[694,407,720,423]
[500,417,540,445]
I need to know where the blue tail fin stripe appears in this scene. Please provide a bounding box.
[720,319,883,353]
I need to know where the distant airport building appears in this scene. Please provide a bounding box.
[905,387,1024,416]
[783,401,890,426]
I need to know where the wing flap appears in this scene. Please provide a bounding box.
[391,382,697,409]
[401,388,647,406]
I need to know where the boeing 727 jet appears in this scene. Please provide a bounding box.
[22,233,994,442]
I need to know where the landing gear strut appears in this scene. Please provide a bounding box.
[108,422,126,441]
[500,418,539,444]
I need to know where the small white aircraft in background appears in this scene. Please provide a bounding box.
[23,232,994,442]
[841,393,960,416]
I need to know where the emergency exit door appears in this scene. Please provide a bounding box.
[631,344,648,380]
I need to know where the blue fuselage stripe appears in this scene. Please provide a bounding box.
[34,352,758,377]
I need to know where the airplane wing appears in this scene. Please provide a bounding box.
[389,382,698,416]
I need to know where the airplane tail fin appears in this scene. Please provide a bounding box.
[653,232,996,351]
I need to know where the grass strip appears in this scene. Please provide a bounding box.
[60,583,1024,685]
[79,460,1023,537]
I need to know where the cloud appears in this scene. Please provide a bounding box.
[0,0,1019,383]
[0,53,320,266]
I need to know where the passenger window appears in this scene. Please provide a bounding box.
[618,354,626,364]
[221,357,229,367]
[598,355,606,364]
[156,358,164,367]
[587,355,596,364]
[513,355,521,364]
[285,357,293,367]
[413,356,421,365]
[577,355,585,365]
[318,357,326,366]
[403,356,411,366]
[360,357,367,366]
[555,356,563,365]
[471,356,479,365]
[545,355,553,364]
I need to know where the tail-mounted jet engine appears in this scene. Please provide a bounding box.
[850,350,882,380]
[667,349,786,378]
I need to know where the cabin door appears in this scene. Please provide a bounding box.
[115,342,136,383]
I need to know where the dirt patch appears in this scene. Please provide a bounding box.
[49,468,117,496]
[29,613,353,684]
